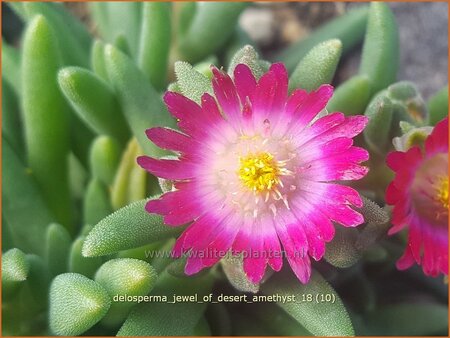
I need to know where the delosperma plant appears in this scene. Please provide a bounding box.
[2,2,448,336]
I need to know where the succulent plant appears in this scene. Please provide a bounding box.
[2,2,448,336]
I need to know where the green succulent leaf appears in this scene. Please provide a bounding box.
[194,55,218,79]
[49,273,111,336]
[83,179,113,226]
[87,3,110,45]
[114,34,132,57]
[228,45,264,79]
[166,257,189,278]
[324,227,361,268]
[327,75,372,116]
[275,6,369,72]
[104,44,176,156]
[82,199,183,257]
[427,85,449,125]
[90,39,109,82]
[45,223,72,277]
[2,248,30,300]
[2,138,53,256]
[138,2,172,90]
[359,2,399,95]
[358,196,389,225]
[95,258,158,327]
[25,254,51,307]
[149,239,177,274]
[68,237,103,279]
[117,271,214,336]
[387,81,427,124]
[111,138,146,210]
[178,2,248,63]
[22,15,73,230]
[289,39,342,92]
[261,270,354,336]
[58,67,130,145]
[174,61,213,104]
[95,258,157,296]
[365,303,448,336]
[106,2,143,57]
[221,255,259,293]
[205,303,232,336]
[363,91,394,154]
[89,136,121,186]
[21,2,91,67]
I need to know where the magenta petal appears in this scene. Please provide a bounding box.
[263,219,283,272]
[323,204,364,227]
[200,93,224,123]
[425,117,448,155]
[243,232,267,284]
[163,92,209,138]
[146,127,196,154]
[137,156,195,180]
[172,231,188,257]
[286,84,334,131]
[211,66,241,126]
[234,63,257,105]
[185,256,206,275]
[202,225,239,267]
[251,63,288,120]
[275,213,312,284]
[396,246,416,270]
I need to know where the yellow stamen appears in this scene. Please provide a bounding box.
[436,176,449,209]
[238,152,280,192]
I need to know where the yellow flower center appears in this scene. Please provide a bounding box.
[239,152,280,192]
[436,176,449,209]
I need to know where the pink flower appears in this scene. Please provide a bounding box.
[138,63,369,284]
[386,117,448,277]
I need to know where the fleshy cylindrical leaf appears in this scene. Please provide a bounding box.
[363,92,394,154]
[22,2,91,67]
[228,45,264,79]
[261,270,354,336]
[82,199,183,257]
[289,39,342,92]
[45,223,72,277]
[2,137,53,256]
[22,15,73,230]
[68,237,103,279]
[111,138,139,210]
[138,2,171,90]
[95,258,157,327]
[2,248,29,300]
[274,6,368,72]
[359,3,399,94]
[327,75,372,116]
[174,61,213,104]
[49,273,111,336]
[83,179,113,227]
[178,2,248,63]
[90,39,109,82]
[427,85,449,125]
[90,136,121,186]
[58,67,130,144]
[104,44,176,156]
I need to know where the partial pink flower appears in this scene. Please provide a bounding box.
[386,117,448,277]
[138,63,369,284]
